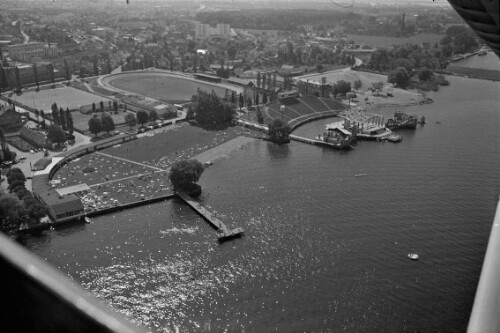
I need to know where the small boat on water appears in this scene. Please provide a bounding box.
[355,173,366,177]
[385,133,402,143]
[419,115,426,125]
[408,253,419,260]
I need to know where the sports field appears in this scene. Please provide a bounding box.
[9,86,112,112]
[101,72,243,104]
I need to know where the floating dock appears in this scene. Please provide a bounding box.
[176,192,244,241]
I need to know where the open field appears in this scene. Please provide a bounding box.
[101,71,243,103]
[346,33,443,48]
[103,123,247,167]
[295,68,423,107]
[296,68,389,90]
[8,86,112,112]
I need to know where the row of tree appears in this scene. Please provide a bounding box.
[0,128,16,164]
[1,168,47,233]
[88,114,116,137]
[50,103,74,134]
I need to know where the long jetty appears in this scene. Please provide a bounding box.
[176,192,244,241]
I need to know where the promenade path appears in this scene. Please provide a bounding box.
[95,151,166,172]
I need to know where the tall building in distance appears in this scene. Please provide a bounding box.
[195,22,210,38]
[216,23,231,37]
[195,22,231,38]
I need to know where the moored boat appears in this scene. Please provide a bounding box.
[317,122,355,150]
[385,133,402,143]
[386,111,418,130]
[356,124,393,141]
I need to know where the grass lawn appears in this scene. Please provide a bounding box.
[103,72,242,104]
[9,86,112,112]
[103,123,244,167]
[296,68,390,92]
[346,33,443,48]
[71,110,134,133]
[52,123,252,207]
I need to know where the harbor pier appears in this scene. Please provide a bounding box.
[176,192,244,241]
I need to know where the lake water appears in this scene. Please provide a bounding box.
[449,52,500,71]
[25,75,500,332]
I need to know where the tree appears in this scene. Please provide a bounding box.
[64,58,71,81]
[372,81,384,95]
[239,93,244,110]
[263,93,268,104]
[47,125,66,146]
[418,67,433,81]
[388,67,410,88]
[390,58,414,72]
[6,168,26,186]
[88,117,102,137]
[59,107,67,131]
[189,89,235,128]
[256,107,264,124]
[336,80,352,95]
[33,63,39,88]
[353,79,362,90]
[0,192,27,231]
[268,118,291,144]
[257,72,261,89]
[35,109,40,123]
[92,102,96,114]
[51,103,60,125]
[101,115,115,134]
[169,159,204,192]
[255,92,260,106]
[66,108,74,135]
[149,110,158,123]
[93,55,99,76]
[247,97,252,107]
[136,110,149,127]
[24,196,47,220]
[113,100,118,112]
[125,113,137,129]
[99,101,104,112]
[40,110,46,129]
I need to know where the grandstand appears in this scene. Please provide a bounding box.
[262,96,345,127]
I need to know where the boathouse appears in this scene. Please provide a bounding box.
[31,157,85,223]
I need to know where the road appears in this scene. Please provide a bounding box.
[1,118,92,192]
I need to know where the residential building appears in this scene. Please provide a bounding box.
[216,23,231,37]
[195,22,210,38]
[7,42,47,62]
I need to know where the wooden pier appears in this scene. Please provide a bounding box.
[176,192,244,241]
[289,134,353,150]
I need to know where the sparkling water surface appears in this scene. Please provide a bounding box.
[26,76,500,332]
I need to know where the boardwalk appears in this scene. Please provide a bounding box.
[176,192,244,241]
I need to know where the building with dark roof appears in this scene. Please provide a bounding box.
[31,158,84,223]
